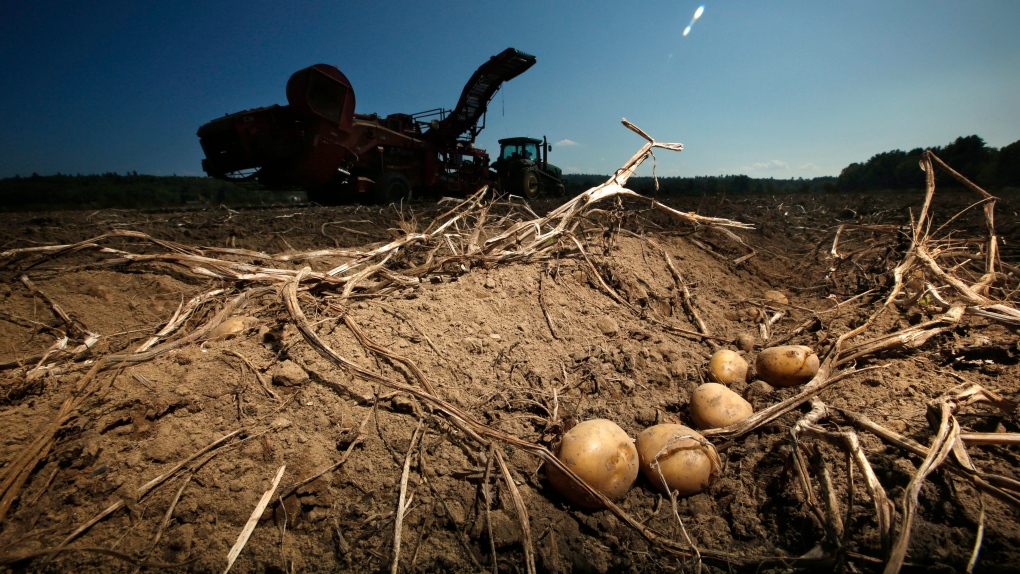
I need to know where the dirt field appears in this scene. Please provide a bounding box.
[1,162,1018,572]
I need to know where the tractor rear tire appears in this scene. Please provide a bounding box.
[377,173,412,204]
[517,169,541,199]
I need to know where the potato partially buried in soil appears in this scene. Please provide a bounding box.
[546,419,640,508]
[707,349,749,385]
[690,383,754,430]
[635,424,721,496]
[754,345,819,387]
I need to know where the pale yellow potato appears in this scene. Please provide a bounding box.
[690,383,754,430]
[546,419,639,508]
[209,316,246,340]
[635,424,720,496]
[707,349,749,384]
[754,345,819,387]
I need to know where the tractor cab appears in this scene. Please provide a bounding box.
[492,136,564,198]
[498,138,542,162]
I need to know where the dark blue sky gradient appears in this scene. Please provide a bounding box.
[2,1,1018,178]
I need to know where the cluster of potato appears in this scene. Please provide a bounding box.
[547,344,820,508]
[691,344,819,431]
[547,419,720,508]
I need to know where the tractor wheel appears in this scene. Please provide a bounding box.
[377,173,412,204]
[517,169,541,199]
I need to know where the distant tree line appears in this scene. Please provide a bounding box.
[1,134,1016,210]
[560,135,1018,197]
[563,173,837,197]
[836,135,1020,191]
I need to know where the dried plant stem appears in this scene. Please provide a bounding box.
[623,230,717,348]
[494,449,536,574]
[133,288,226,353]
[391,422,422,574]
[482,444,498,574]
[794,400,895,553]
[224,465,286,574]
[836,409,1020,507]
[19,275,89,339]
[966,497,986,574]
[538,271,561,340]
[959,433,1020,446]
[224,349,280,401]
[883,404,957,574]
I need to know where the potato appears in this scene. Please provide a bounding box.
[209,316,246,340]
[635,424,720,496]
[707,349,749,384]
[754,345,819,387]
[546,419,639,508]
[735,333,755,352]
[690,383,754,430]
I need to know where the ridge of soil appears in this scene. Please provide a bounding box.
[0,188,1018,573]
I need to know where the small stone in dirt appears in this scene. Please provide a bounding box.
[271,417,292,429]
[596,317,619,337]
[306,507,330,523]
[635,408,657,426]
[462,336,484,353]
[630,329,651,341]
[273,360,308,387]
[735,333,755,352]
[488,510,522,549]
[666,361,685,377]
[886,419,907,434]
[763,290,789,305]
[390,394,415,413]
[484,277,496,289]
[656,342,681,363]
[165,524,194,553]
[646,366,671,387]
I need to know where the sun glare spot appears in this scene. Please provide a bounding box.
[682,5,705,38]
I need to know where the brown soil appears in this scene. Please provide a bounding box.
[0,184,1018,573]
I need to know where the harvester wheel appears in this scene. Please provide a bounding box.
[377,173,412,204]
[518,169,541,199]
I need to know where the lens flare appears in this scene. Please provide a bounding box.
[683,5,705,38]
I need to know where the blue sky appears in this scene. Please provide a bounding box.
[1,1,1018,179]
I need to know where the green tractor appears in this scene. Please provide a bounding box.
[492,136,565,198]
